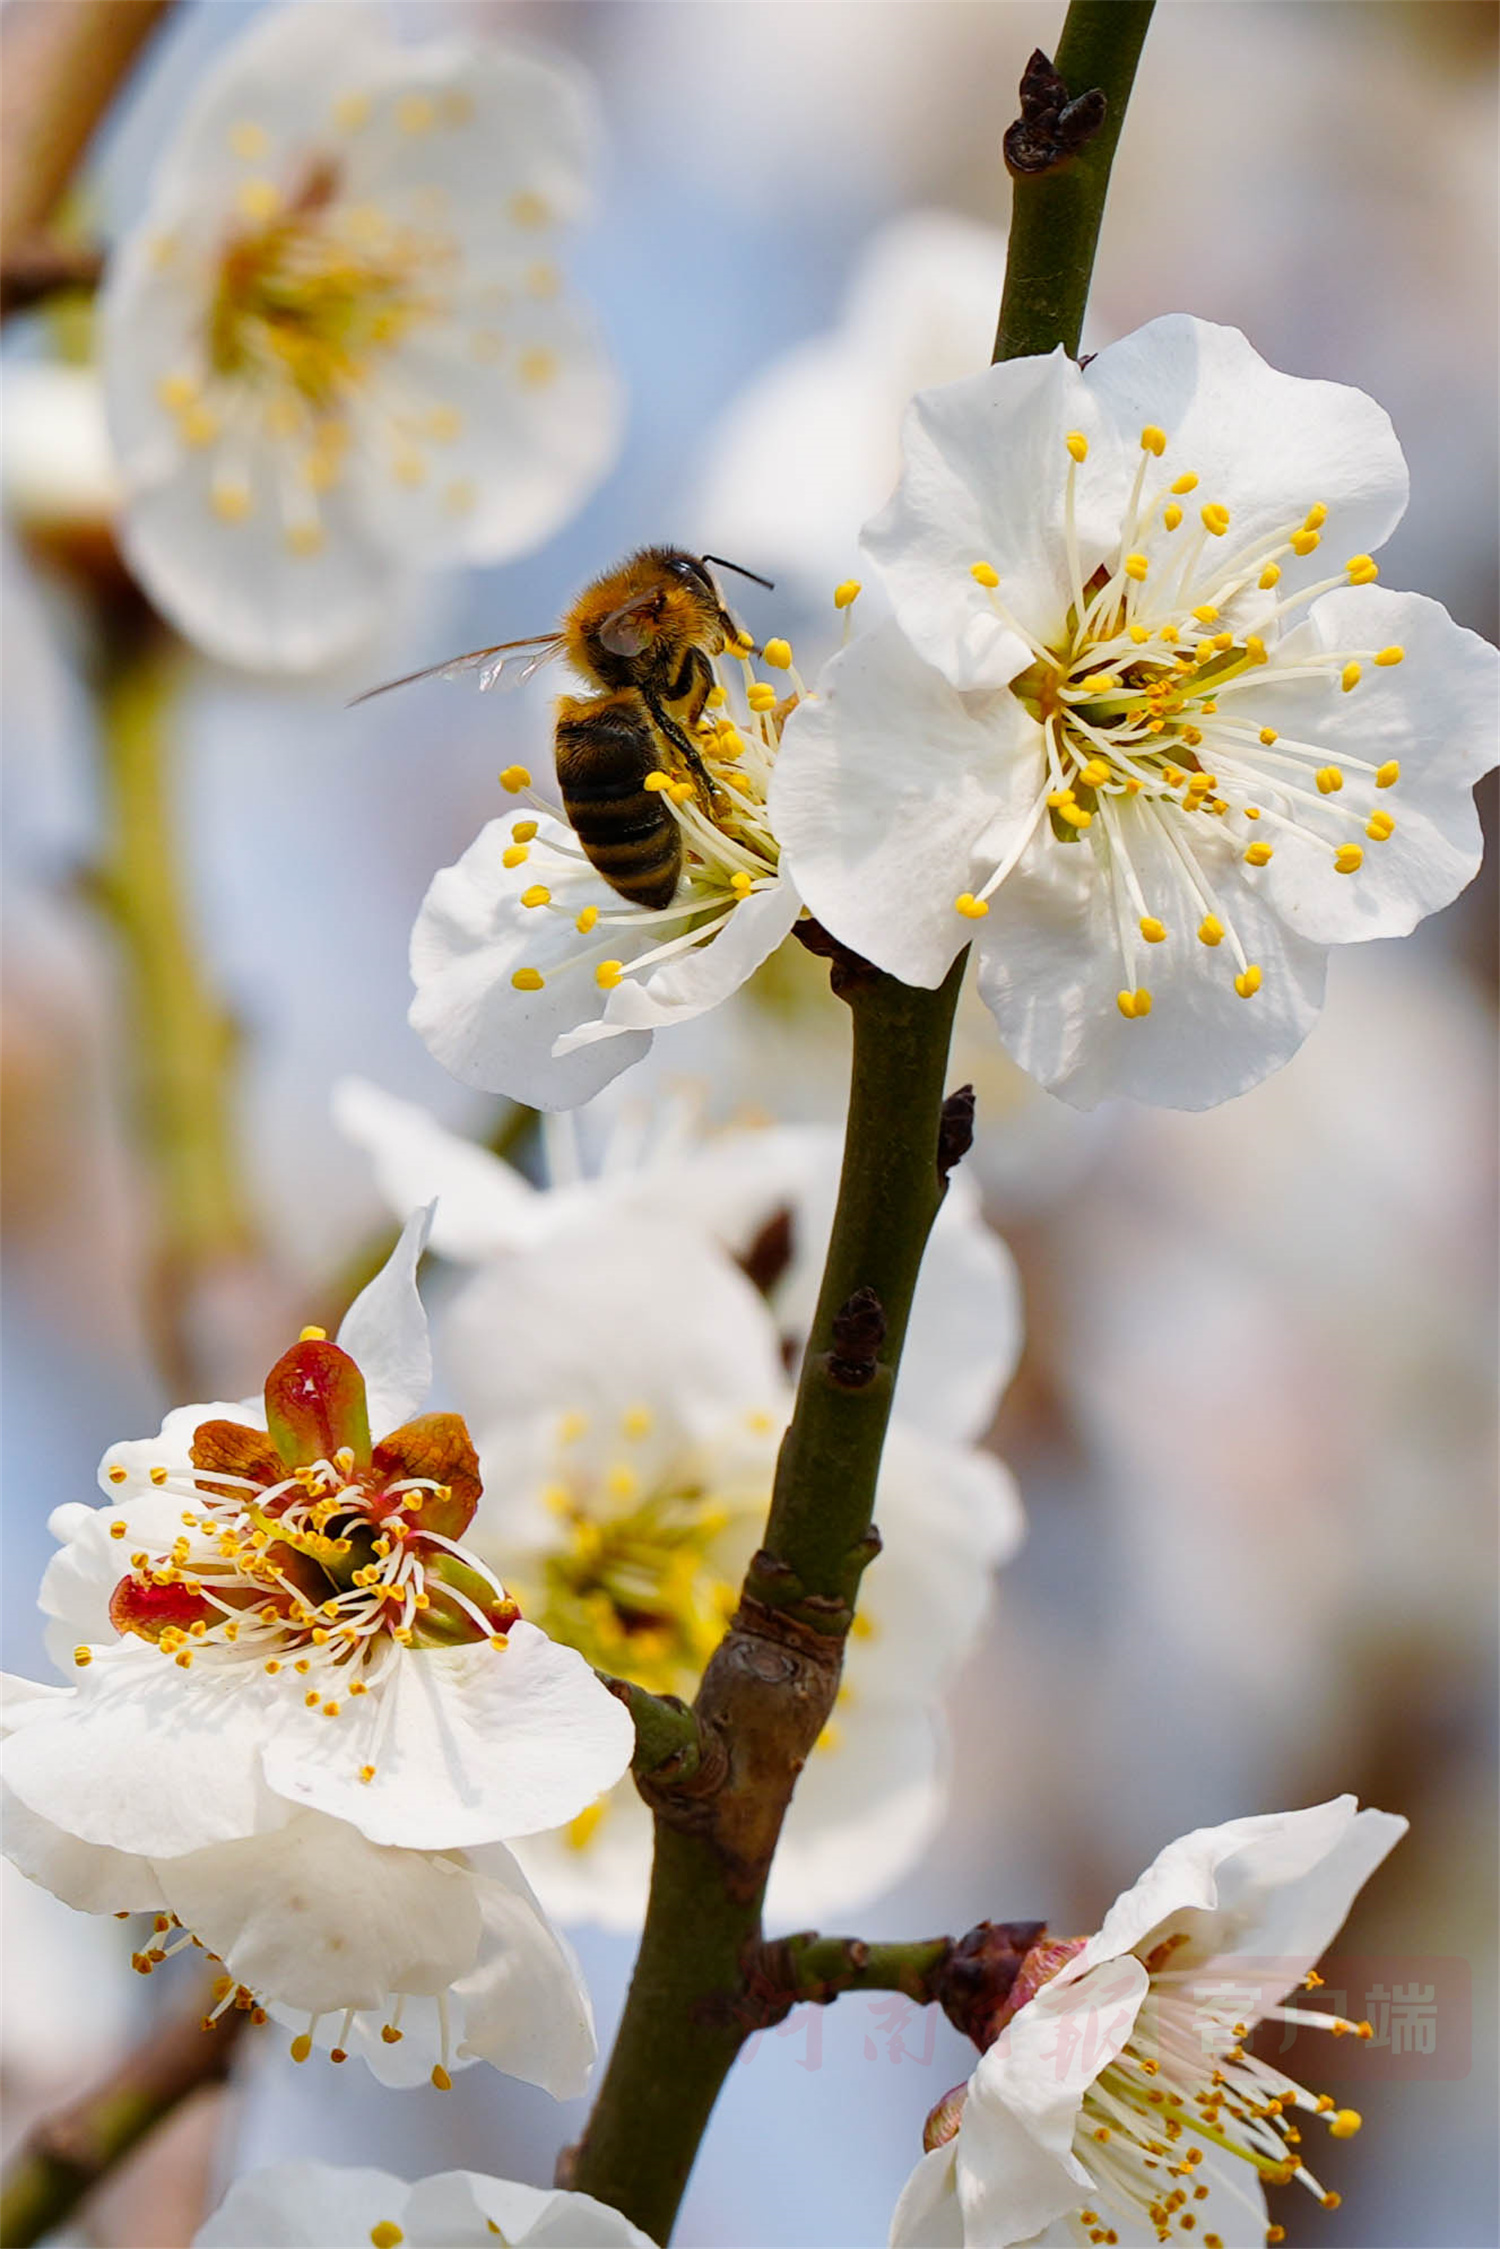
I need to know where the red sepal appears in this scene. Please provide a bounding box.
[264,1340,372,1470]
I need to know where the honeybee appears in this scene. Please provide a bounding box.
[352,548,772,909]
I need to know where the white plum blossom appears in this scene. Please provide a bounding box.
[195,2161,657,2248]
[410,635,804,1108]
[102,3,621,670]
[691,209,1010,603]
[0,1213,631,2093]
[332,1079,1022,1441]
[891,1797,1406,2249]
[434,1211,1023,1927]
[773,315,1499,1109]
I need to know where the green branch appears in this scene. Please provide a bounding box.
[568,6,1155,2238]
[994,0,1156,364]
[93,627,255,1394]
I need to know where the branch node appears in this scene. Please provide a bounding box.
[1004,48,1107,177]
[937,1084,977,1182]
[793,914,880,998]
[826,1286,886,1387]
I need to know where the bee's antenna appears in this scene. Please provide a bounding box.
[700,555,775,591]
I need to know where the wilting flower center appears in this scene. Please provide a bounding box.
[959,426,1406,1020]
[95,1336,516,1737]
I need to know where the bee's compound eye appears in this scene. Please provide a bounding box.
[667,554,714,592]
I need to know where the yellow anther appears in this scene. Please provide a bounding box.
[1258,562,1282,590]
[1244,635,1268,664]
[954,893,990,920]
[236,177,280,223]
[1047,788,1075,806]
[1329,2108,1363,2139]
[1124,553,1149,582]
[668,779,694,802]
[1117,988,1152,1019]
[211,479,253,522]
[1375,644,1404,666]
[371,2225,405,2249]
[729,871,755,898]
[746,682,778,712]
[1290,528,1320,556]
[1066,431,1088,462]
[1080,757,1112,786]
[1162,503,1183,532]
[1139,916,1168,944]
[1303,502,1329,530]
[290,2034,313,2063]
[1201,503,1231,537]
[1245,841,1274,867]
[1340,661,1362,692]
[575,905,599,933]
[1192,605,1219,624]
[73,1645,93,1667]
[1334,843,1363,873]
[500,765,531,793]
[511,967,545,991]
[398,92,436,134]
[108,1463,129,1484]
[1129,625,1150,644]
[1366,810,1395,841]
[643,770,671,791]
[501,844,529,869]
[1140,424,1167,456]
[1234,965,1263,998]
[520,884,551,908]
[834,579,862,608]
[1211,633,1234,652]
[1315,766,1344,793]
[595,960,624,990]
[1346,555,1379,585]
[1057,802,1093,829]
[1256,729,1278,750]
[762,638,793,670]
[1196,915,1225,947]
[431,2064,453,2091]
[299,1325,328,1343]
[1375,759,1400,788]
[1080,673,1119,693]
[1170,472,1199,495]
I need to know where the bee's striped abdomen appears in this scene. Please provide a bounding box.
[554,693,682,909]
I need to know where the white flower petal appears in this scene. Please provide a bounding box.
[1081,1797,1408,2001]
[445,1842,597,2097]
[157,1810,483,2018]
[260,1624,633,1849]
[1083,315,1409,605]
[448,2174,657,2249]
[409,816,652,1108]
[957,1956,1150,2247]
[773,620,1041,987]
[889,2142,963,2249]
[510,1780,654,1933]
[39,1490,191,1663]
[901,1170,1024,1444]
[2,1648,288,1858]
[1253,586,1499,943]
[0,1783,163,1914]
[554,879,801,1048]
[864,350,1110,690]
[767,1694,947,1925]
[195,2160,409,2249]
[973,822,1329,1110]
[336,1203,434,1436]
[333,1077,547,1259]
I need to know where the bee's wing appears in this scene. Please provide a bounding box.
[596,590,665,660]
[348,635,566,706]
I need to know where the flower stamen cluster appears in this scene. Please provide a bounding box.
[960,425,1404,1020]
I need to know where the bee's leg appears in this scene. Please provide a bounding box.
[646,693,721,813]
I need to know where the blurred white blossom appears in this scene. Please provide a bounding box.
[101,2,621,669]
[195,2160,657,2247]
[691,209,1008,602]
[1,1217,629,2093]
[435,1212,1022,1927]
[774,315,1498,1109]
[893,1799,1405,2249]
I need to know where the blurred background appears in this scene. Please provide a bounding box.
[2,3,1494,2245]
